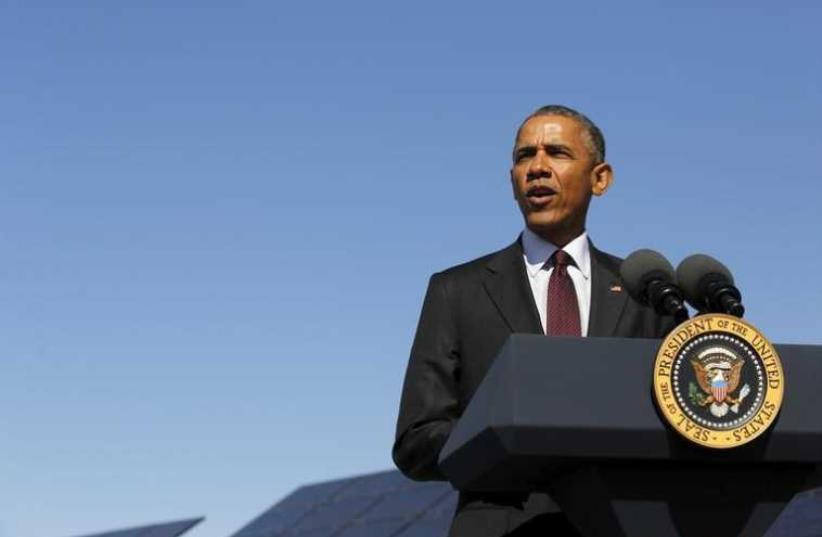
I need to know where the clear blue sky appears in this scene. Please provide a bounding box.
[1,2,820,537]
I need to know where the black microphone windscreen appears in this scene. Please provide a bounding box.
[676,254,735,306]
[620,249,676,302]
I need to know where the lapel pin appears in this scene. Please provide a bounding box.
[610,284,623,293]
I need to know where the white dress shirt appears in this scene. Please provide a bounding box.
[521,227,592,336]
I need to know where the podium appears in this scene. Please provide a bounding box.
[438,335,822,537]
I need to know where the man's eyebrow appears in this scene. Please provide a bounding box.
[513,145,536,157]
[513,143,575,158]
[545,143,574,153]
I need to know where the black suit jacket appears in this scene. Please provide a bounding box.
[393,238,675,536]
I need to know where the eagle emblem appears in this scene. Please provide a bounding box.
[689,346,751,418]
[654,314,784,449]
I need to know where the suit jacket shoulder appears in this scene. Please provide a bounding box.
[430,243,513,284]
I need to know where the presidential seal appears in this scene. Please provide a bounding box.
[653,313,784,449]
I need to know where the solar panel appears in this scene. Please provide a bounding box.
[395,488,457,537]
[333,519,409,537]
[394,519,453,537]
[334,470,408,499]
[765,488,822,537]
[288,494,381,533]
[136,520,205,537]
[364,481,450,520]
[66,517,203,537]
[233,478,351,537]
[227,470,455,537]
[419,490,458,521]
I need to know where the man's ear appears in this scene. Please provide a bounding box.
[590,162,613,197]
[510,168,517,200]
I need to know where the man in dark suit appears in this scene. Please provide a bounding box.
[393,105,675,536]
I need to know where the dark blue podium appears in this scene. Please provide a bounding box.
[439,335,822,537]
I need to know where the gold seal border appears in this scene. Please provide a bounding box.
[653,313,784,449]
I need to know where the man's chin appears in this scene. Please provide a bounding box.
[525,214,561,235]
[524,215,582,246]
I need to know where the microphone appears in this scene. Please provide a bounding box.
[620,249,689,323]
[676,254,745,318]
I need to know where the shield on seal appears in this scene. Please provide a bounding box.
[711,378,728,403]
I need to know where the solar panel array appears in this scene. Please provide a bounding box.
[766,488,822,537]
[228,469,822,537]
[58,473,822,537]
[67,517,204,537]
[229,470,456,537]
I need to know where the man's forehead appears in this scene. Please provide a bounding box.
[531,121,562,134]
[515,115,582,146]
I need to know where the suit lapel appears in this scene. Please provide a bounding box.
[587,243,629,337]
[482,239,544,334]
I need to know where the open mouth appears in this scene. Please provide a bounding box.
[526,185,556,205]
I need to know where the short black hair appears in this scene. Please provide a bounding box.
[515,104,606,164]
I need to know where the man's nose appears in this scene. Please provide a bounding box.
[527,150,552,179]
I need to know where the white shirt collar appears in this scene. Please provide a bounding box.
[521,227,591,280]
